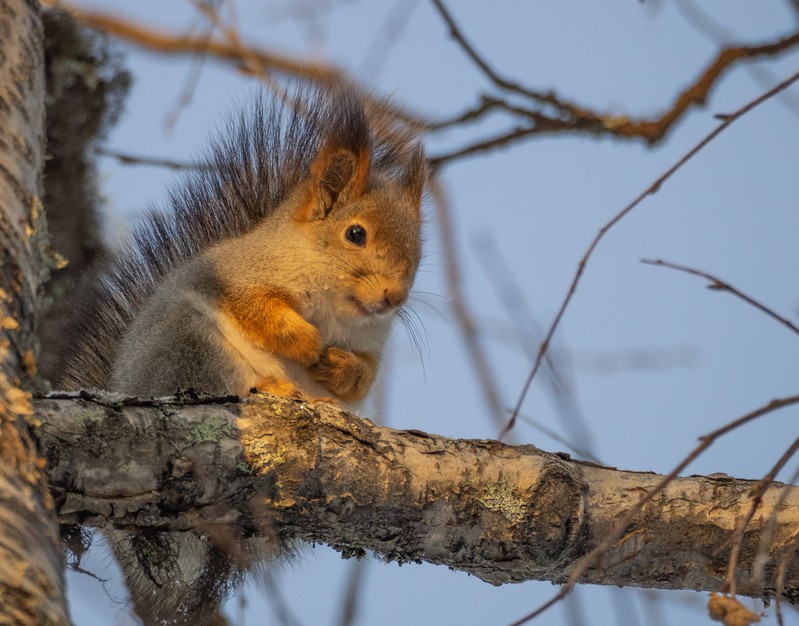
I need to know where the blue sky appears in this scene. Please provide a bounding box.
[61,1,799,624]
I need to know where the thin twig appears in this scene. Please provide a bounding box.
[514,411,600,464]
[752,464,799,607]
[163,15,216,133]
[44,1,426,130]
[428,0,586,116]
[428,175,507,432]
[615,29,799,143]
[260,571,304,626]
[427,95,505,130]
[723,434,799,596]
[50,0,799,161]
[500,69,799,439]
[642,259,799,338]
[360,0,420,76]
[506,394,799,626]
[336,559,368,626]
[95,146,204,170]
[474,233,598,461]
[507,589,569,626]
[188,0,279,93]
[775,526,799,626]
[43,0,342,83]
[430,120,571,167]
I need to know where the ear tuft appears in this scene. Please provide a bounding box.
[402,143,427,209]
[306,90,372,219]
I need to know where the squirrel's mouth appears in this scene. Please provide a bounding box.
[349,296,376,317]
[349,296,391,318]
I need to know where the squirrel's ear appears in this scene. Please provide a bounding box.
[311,143,370,216]
[298,96,372,221]
[295,144,370,221]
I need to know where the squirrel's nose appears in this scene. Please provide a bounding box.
[383,286,408,309]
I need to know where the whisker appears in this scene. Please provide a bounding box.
[397,305,430,368]
[407,293,454,327]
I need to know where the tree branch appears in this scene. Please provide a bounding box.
[36,393,799,602]
[642,258,799,338]
[429,0,799,154]
[41,1,342,85]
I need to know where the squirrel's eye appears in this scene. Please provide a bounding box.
[345,224,367,246]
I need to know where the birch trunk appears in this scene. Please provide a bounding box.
[0,1,69,623]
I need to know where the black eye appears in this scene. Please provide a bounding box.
[345,224,367,246]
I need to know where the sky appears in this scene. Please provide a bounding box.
[57,1,799,625]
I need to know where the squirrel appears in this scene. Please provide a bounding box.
[42,86,426,624]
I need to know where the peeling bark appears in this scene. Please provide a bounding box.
[36,393,799,603]
[0,1,69,624]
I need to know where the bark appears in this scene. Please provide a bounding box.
[37,392,799,603]
[0,0,69,624]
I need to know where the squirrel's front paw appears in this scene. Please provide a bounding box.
[309,347,377,402]
[288,323,324,367]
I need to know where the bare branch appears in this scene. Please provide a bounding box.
[41,1,343,84]
[474,234,598,462]
[502,69,799,438]
[674,0,799,119]
[360,0,420,76]
[642,259,799,338]
[514,411,600,465]
[613,30,799,143]
[430,0,799,156]
[430,119,571,167]
[428,0,588,115]
[95,146,204,170]
[47,1,799,169]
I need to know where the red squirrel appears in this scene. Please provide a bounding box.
[46,87,425,408]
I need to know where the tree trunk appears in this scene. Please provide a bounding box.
[38,392,799,604]
[0,0,69,624]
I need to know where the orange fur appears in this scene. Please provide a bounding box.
[222,290,322,367]
[350,145,370,199]
[309,347,378,402]
[253,377,301,398]
[291,186,318,223]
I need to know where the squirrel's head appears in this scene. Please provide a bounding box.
[292,98,426,322]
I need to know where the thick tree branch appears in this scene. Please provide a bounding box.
[36,393,799,602]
